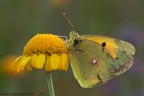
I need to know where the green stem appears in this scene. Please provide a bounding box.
[46,72,55,96]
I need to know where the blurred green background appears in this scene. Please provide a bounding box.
[0,0,144,96]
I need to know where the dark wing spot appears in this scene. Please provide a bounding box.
[102,42,106,51]
[102,42,106,47]
[116,57,119,60]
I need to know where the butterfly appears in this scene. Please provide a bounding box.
[67,31,135,88]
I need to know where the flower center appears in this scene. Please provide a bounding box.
[23,34,68,56]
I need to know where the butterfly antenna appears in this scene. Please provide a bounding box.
[62,13,76,32]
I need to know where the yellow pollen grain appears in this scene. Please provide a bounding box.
[23,34,68,56]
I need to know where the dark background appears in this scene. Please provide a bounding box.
[0,0,144,96]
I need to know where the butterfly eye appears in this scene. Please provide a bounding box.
[73,39,79,47]
[92,57,99,66]
[73,39,81,47]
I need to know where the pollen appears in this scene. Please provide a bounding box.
[23,34,68,56]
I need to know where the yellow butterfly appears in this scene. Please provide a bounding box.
[67,31,135,88]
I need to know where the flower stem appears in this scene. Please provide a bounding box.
[46,72,55,96]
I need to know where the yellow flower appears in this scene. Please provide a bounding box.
[12,34,68,72]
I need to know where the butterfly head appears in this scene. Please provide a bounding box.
[67,31,79,47]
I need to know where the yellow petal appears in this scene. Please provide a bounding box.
[19,56,31,72]
[64,62,69,71]
[58,54,63,70]
[16,56,26,72]
[11,56,22,69]
[61,53,68,71]
[51,54,60,70]
[31,54,38,68]
[26,60,32,71]
[36,54,46,69]
[26,64,32,71]
[19,56,31,66]
[45,55,51,71]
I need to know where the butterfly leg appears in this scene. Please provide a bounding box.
[59,36,68,42]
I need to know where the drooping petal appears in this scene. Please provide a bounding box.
[64,62,69,71]
[26,64,32,71]
[45,55,51,71]
[11,56,22,69]
[31,54,38,68]
[36,54,46,69]
[26,60,32,71]
[51,54,60,70]
[17,56,31,72]
[16,56,25,72]
[61,53,68,70]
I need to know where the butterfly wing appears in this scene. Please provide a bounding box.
[69,35,135,88]
[81,35,135,56]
